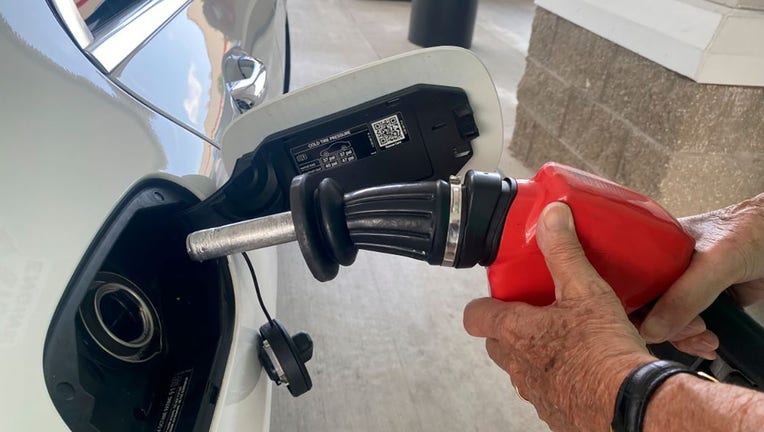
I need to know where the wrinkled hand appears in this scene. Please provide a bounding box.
[641,193,764,359]
[463,203,655,432]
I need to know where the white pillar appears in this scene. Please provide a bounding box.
[536,0,764,86]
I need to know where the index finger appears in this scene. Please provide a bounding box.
[641,251,732,342]
[462,297,536,339]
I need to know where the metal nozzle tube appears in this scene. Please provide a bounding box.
[186,211,296,261]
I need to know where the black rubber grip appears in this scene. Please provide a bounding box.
[454,172,516,268]
[701,294,764,389]
[342,180,451,265]
[289,172,512,281]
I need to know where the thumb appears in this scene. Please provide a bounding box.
[536,202,609,301]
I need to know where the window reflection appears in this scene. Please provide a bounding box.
[76,0,145,32]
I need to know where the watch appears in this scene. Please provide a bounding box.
[610,360,717,432]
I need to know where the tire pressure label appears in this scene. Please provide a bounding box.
[289,113,410,174]
[155,369,193,432]
[290,123,374,174]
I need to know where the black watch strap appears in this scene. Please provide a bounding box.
[611,360,695,432]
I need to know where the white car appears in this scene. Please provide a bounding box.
[1,0,288,430]
[0,0,505,426]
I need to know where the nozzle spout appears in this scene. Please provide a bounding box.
[186,211,296,261]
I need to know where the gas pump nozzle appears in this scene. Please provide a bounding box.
[187,163,695,313]
[188,170,513,276]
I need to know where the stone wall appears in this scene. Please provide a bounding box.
[510,8,764,216]
[709,0,764,10]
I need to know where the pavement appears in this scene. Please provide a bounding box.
[271,1,549,431]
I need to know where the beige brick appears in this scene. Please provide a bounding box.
[656,79,727,152]
[616,133,670,198]
[660,152,764,216]
[559,90,629,179]
[525,123,591,172]
[599,46,677,144]
[509,106,536,160]
[599,50,764,154]
[527,8,557,65]
[710,88,764,153]
[670,83,764,153]
[546,16,617,97]
[516,60,570,136]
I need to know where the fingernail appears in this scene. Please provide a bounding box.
[672,319,705,340]
[641,316,671,343]
[541,202,574,233]
[692,338,718,351]
[689,340,718,360]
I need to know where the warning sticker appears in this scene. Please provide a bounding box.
[155,369,193,432]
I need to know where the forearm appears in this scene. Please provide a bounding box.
[645,374,764,432]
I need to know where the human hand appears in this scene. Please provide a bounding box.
[463,202,655,432]
[640,193,764,359]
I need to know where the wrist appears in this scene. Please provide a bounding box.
[643,372,763,432]
[567,351,655,430]
[596,353,656,428]
[642,373,694,431]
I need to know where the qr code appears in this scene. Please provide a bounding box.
[371,114,406,148]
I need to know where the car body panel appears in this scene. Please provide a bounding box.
[210,252,277,431]
[0,2,276,430]
[2,2,505,430]
[111,0,286,142]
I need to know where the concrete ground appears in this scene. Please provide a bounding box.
[272,1,549,431]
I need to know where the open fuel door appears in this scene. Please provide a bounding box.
[181,47,504,230]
